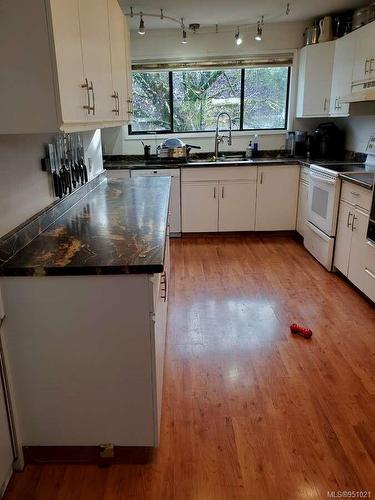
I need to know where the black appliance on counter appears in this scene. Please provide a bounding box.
[307,122,345,160]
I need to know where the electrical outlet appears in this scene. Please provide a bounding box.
[99,443,114,458]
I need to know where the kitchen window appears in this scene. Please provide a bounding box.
[129,65,291,134]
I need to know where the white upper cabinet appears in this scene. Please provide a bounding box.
[48,0,86,125]
[107,0,128,121]
[0,0,132,134]
[123,15,134,121]
[296,42,335,118]
[330,33,356,116]
[352,21,375,86]
[79,0,113,123]
[255,166,299,231]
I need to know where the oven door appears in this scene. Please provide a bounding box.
[308,171,340,237]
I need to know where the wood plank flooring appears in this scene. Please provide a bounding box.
[4,235,375,500]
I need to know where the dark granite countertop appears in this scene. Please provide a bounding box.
[104,158,301,170]
[339,172,374,190]
[0,176,171,276]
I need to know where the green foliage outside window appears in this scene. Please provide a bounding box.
[131,66,289,133]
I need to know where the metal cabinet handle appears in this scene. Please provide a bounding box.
[221,186,224,198]
[350,191,360,197]
[370,58,375,73]
[111,91,120,115]
[89,81,95,115]
[260,172,263,184]
[112,92,118,114]
[127,99,133,116]
[116,91,120,115]
[323,98,328,112]
[365,267,375,280]
[351,214,357,231]
[82,78,91,115]
[346,211,353,228]
[365,59,370,75]
[213,186,216,198]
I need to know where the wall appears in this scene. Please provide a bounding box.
[102,21,308,156]
[0,130,104,238]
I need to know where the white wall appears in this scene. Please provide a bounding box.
[0,130,104,238]
[102,21,308,156]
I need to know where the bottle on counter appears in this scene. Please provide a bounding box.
[252,134,259,158]
[246,141,253,159]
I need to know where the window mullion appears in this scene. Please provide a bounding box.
[169,72,174,133]
[240,68,245,131]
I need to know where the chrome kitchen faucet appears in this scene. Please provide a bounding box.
[214,112,232,159]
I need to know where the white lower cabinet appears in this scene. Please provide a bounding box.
[218,181,256,231]
[334,200,353,276]
[296,181,308,237]
[0,239,170,448]
[181,167,257,233]
[362,240,375,303]
[182,181,218,232]
[255,166,299,231]
[334,184,375,303]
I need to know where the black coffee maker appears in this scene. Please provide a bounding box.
[307,122,344,160]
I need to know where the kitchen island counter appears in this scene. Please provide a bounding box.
[0,176,171,276]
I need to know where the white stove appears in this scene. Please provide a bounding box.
[304,137,375,271]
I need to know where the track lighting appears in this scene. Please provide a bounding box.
[255,17,264,41]
[180,18,188,44]
[138,13,145,35]
[235,27,243,46]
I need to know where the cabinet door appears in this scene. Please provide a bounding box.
[107,0,127,121]
[352,22,375,84]
[330,33,355,116]
[348,208,369,291]
[218,181,256,231]
[79,0,113,121]
[152,236,169,445]
[0,329,14,495]
[123,15,133,121]
[255,166,299,231]
[334,201,354,276]
[182,182,218,232]
[296,180,308,237]
[296,42,335,117]
[49,0,87,124]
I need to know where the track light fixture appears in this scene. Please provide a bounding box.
[255,16,264,41]
[235,27,243,46]
[138,13,145,35]
[180,18,188,44]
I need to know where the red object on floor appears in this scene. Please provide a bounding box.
[290,323,313,339]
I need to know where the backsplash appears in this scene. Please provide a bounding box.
[0,130,104,238]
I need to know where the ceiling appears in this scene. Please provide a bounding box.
[119,0,364,30]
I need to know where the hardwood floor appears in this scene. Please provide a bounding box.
[4,235,375,500]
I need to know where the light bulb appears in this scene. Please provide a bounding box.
[255,18,263,41]
[182,30,188,44]
[235,29,242,46]
[138,14,145,35]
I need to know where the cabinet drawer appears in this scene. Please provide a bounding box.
[182,167,257,182]
[341,181,371,211]
[363,239,375,303]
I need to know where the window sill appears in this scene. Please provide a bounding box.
[125,130,288,141]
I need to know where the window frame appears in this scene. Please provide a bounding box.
[128,66,291,135]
